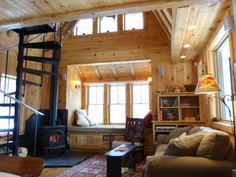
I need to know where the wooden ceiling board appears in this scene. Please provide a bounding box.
[0,0,220,31]
[180,1,230,60]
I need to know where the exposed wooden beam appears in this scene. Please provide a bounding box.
[153,10,171,41]
[76,66,86,81]
[93,65,102,80]
[129,63,136,79]
[171,6,190,60]
[0,0,220,31]
[157,10,171,35]
[163,9,172,26]
[111,65,118,80]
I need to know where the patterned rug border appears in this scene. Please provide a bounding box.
[57,154,146,177]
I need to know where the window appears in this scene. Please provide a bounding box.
[110,85,126,123]
[133,84,149,118]
[123,12,144,30]
[0,74,16,130]
[88,86,104,123]
[73,18,93,36]
[214,36,233,121]
[98,15,118,33]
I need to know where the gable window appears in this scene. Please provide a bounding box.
[132,84,149,118]
[110,85,126,123]
[88,85,104,123]
[214,34,233,121]
[123,12,144,30]
[73,18,93,36]
[0,74,16,130]
[98,15,118,33]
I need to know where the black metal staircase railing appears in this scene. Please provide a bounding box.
[12,24,61,155]
[0,89,44,156]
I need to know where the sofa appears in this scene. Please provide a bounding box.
[145,126,236,177]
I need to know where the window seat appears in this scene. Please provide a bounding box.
[68,125,125,152]
[68,125,125,133]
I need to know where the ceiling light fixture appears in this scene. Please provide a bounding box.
[180,55,186,59]
[183,43,190,48]
[188,25,197,30]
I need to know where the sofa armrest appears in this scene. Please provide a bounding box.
[146,155,236,177]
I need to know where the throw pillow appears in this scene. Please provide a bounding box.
[74,110,90,127]
[164,126,192,143]
[144,111,152,128]
[196,131,231,160]
[164,132,203,156]
[85,116,96,126]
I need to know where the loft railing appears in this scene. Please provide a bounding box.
[0,89,44,156]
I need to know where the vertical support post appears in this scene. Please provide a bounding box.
[13,32,25,155]
[49,49,60,126]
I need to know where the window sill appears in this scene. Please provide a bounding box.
[211,121,233,134]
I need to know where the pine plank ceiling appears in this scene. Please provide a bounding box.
[75,60,151,83]
[0,0,231,61]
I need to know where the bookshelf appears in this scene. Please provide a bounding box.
[152,92,204,144]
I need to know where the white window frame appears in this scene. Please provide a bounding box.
[132,83,150,118]
[109,85,126,124]
[98,15,118,33]
[123,12,144,31]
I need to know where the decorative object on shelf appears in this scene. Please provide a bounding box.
[184,84,196,92]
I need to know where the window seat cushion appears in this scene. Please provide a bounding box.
[68,125,125,133]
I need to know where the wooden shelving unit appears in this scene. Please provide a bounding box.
[152,92,205,144]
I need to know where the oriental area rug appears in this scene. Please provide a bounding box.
[57,155,146,177]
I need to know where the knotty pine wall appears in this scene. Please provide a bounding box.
[0,31,44,132]
[57,11,198,125]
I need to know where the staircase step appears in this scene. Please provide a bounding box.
[13,24,55,35]
[24,56,58,64]
[0,104,16,107]
[22,80,41,87]
[23,41,60,50]
[22,68,52,76]
[0,116,14,119]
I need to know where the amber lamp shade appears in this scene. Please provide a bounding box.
[195,74,221,94]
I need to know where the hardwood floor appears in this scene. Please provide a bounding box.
[40,167,69,177]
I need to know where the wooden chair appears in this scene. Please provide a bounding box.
[109,117,145,158]
[0,155,44,177]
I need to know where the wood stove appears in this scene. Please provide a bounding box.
[24,109,68,156]
[40,125,66,156]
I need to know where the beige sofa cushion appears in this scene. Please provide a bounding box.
[164,126,192,143]
[74,109,90,127]
[164,132,203,156]
[196,131,230,160]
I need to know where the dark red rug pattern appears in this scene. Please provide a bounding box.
[57,155,145,177]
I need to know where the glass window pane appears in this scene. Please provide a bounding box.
[89,87,97,104]
[133,104,149,118]
[0,119,14,129]
[110,86,118,104]
[110,105,126,123]
[124,12,144,30]
[100,15,117,33]
[215,37,233,121]
[97,86,104,104]
[88,105,103,123]
[133,85,141,103]
[118,86,126,104]
[141,85,149,103]
[73,18,93,35]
